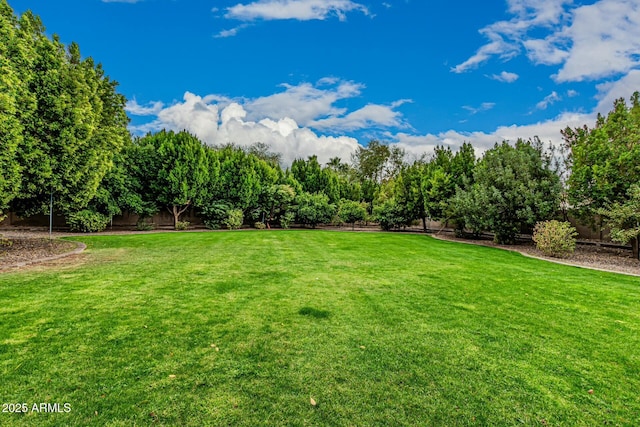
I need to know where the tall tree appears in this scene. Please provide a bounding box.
[8,8,129,218]
[130,130,210,228]
[563,92,640,222]
[453,140,561,244]
[0,0,23,219]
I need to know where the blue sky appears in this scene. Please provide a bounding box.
[9,0,640,165]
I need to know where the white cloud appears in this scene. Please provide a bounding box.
[462,102,496,115]
[225,0,369,22]
[489,71,520,83]
[554,0,640,82]
[594,69,640,114]
[127,79,410,166]
[125,99,165,116]
[453,0,640,83]
[389,111,590,161]
[309,102,408,131]
[244,80,363,125]
[567,89,579,97]
[215,25,251,38]
[536,91,561,110]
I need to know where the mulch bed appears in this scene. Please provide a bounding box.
[0,237,78,269]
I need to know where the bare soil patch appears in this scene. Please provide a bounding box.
[430,231,640,277]
[0,233,82,271]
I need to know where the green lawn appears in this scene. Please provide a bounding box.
[0,231,639,426]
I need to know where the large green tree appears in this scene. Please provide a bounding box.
[0,0,23,219]
[6,6,129,218]
[129,130,210,228]
[453,140,561,244]
[563,93,640,222]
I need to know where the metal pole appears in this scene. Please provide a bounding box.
[49,191,53,240]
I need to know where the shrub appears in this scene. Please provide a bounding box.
[295,192,335,228]
[338,199,367,230]
[225,209,243,230]
[175,221,190,231]
[280,211,295,229]
[136,219,155,231]
[254,221,266,230]
[200,203,230,230]
[372,199,410,231]
[532,220,577,258]
[67,210,109,233]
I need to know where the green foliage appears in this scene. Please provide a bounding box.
[175,221,190,231]
[295,192,335,228]
[564,92,640,220]
[422,143,476,224]
[338,199,367,229]
[254,221,266,230]
[373,198,411,231]
[453,140,561,244]
[0,2,23,218]
[129,130,209,229]
[532,220,578,258]
[259,184,296,228]
[135,219,155,231]
[224,208,243,230]
[280,211,295,229]
[200,202,230,230]
[599,184,640,259]
[67,209,109,233]
[8,8,129,217]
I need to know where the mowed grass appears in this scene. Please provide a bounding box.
[0,231,639,426]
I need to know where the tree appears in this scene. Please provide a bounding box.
[130,130,209,229]
[337,199,367,230]
[599,184,640,259]
[563,93,640,222]
[453,140,561,244]
[0,1,23,219]
[372,198,411,231]
[422,143,475,226]
[8,9,129,218]
[393,163,427,230]
[260,184,296,228]
[295,192,335,228]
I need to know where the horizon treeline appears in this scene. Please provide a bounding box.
[2,1,640,255]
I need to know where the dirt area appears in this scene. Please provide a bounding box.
[1,227,639,276]
[430,231,640,277]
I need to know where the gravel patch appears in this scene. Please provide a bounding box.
[431,232,640,277]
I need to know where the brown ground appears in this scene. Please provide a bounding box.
[1,227,639,276]
[430,231,640,277]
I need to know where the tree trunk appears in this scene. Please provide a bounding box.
[422,216,427,232]
[169,203,190,229]
[633,237,639,260]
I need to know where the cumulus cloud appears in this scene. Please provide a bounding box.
[453,0,640,83]
[489,71,520,83]
[244,80,363,125]
[389,111,590,160]
[128,79,411,166]
[224,0,369,22]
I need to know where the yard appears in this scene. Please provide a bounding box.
[0,231,638,426]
